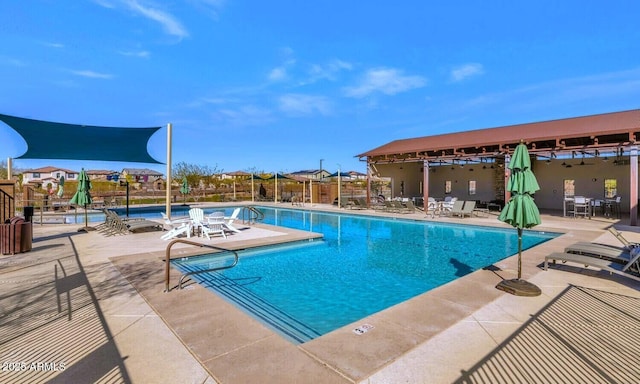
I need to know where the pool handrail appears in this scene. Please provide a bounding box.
[165,239,239,292]
[242,205,264,224]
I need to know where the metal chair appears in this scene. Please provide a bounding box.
[573,196,590,218]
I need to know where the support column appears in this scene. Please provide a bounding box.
[7,157,12,182]
[504,155,511,203]
[422,160,429,211]
[165,123,172,219]
[366,162,371,208]
[630,145,638,226]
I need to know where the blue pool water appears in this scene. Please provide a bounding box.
[171,207,558,344]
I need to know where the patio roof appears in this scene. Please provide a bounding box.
[358,109,640,163]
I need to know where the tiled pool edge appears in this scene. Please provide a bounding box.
[111,220,611,382]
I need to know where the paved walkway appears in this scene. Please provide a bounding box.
[1,204,639,383]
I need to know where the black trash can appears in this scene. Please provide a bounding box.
[24,206,34,222]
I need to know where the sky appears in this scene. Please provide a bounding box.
[1,1,640,176]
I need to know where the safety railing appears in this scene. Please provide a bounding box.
[164,239,239,292]
[242,205,264,224]
[0,188,14,224]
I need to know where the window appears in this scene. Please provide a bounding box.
[68,174,75,179]
[468,180,476,195]
[563,179,575,197]
[32,172,40,178]
[445,180,452,194]
[604,179,617,198]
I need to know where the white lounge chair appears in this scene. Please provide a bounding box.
[160,212,192,240]
[223,208,242,233]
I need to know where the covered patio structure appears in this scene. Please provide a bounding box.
[357,109,640,225]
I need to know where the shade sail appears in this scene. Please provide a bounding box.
[265,173,291,180]
[0,113,162,163]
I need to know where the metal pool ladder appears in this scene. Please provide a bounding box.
[242,205,264,224]
[164,239,240,292]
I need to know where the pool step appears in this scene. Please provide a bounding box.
[178,264,322,344]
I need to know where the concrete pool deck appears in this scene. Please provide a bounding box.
[1,203,639,383]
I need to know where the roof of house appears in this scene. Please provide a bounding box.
[86,169,118,175]
[358,109,640,162]
[122,168,164,176]
[225,171,251,176]
[25,166,78,174]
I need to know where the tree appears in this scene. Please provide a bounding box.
[172,162,222,200]
[0,160,7,179]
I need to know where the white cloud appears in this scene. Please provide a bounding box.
[187,0,225,18]
[268,67,288,82]
[43,42,65,49]
[278,94,331,116]
[95,0,188,39]
[306,59,352,83]
[216,105,273,126]
[70,70,114,79]
[126,0,188,38]
[119,50,151,58]
[344,68,427,98]
[450,63,484,82]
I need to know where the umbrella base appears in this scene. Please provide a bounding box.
[78,226,96,233]
[496,278,541,297]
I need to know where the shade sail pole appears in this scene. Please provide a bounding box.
[7,157,12,182]
[165,123,172,219]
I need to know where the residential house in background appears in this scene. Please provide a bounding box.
[290,169,331,180]
[86,169,119,181]
[22,166,78,190]
[221,171,251,180]
[121,168,165,190]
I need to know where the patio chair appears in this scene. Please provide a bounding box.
[425,198,438,218]
[451,201,475,218]
[189,208,207,235]
[402,200,417,213]
[564,242,629,262]
[573,196,590,218]
[544,249,640,281]
[103,210,162,235]
[160,212,192,240]
[445,200,464,216]
[202,212,226,239]
[608,227,639,250]
[223,208,242,232]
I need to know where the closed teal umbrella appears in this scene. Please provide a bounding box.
[70,169,93,231]
[56,175,65,198]
[497,142,542,296]
[180,177,189,205]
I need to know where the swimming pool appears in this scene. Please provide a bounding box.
[172,207,558,344]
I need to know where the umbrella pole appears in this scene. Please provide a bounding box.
[517,227,523,279]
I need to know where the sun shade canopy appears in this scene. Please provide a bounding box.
[0,113,163,164]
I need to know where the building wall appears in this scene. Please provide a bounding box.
[375,157,637,212]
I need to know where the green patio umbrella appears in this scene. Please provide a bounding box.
[70,168,94,232]
[56,175,65,198]
[497,141,542,296]
[180,177,189,205]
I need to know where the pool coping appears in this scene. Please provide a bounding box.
[108,207,627,383]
